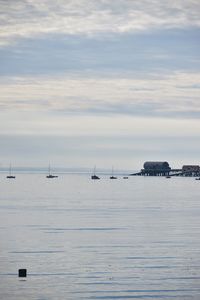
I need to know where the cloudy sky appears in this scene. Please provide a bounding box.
[0,0,200,170]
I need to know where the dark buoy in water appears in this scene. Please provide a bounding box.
[18,269,27,278]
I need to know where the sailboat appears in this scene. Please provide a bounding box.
[91,166,100,180]
[7,164,16,179]
[110,166,117,179]
[46,164,58,178]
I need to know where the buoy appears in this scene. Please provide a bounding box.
[18,269,27,277]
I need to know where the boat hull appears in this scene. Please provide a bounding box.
[91,175,100,180]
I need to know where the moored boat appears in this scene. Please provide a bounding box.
[91,166,100,180]
[46,174,58,178]
[110,166,117,179]
[46,164,58,178]
[7,164,16,179]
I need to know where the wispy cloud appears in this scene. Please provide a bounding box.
[0,72,200,118]
[0,0,200,45]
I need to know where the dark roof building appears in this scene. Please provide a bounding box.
[142,161,171,176]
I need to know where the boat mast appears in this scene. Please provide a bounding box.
[93,165,96,176]
[111,166,114,176]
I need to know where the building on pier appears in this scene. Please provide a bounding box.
[182,165,200,176]
[141,161,171,176]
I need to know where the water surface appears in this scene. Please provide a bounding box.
[0,174,200,299]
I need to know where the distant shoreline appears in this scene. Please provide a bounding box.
[0,167,135,175]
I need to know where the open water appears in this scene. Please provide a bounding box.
[0,174,200,299]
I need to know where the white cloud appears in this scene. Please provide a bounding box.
[0,0,200,45]
[1,109,200,138]
[0,72,199,117]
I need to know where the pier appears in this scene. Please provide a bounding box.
[130,162,200,177]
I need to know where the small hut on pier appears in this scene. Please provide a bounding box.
[182,165,200,176]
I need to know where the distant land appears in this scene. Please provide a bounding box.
[0,166,135,175]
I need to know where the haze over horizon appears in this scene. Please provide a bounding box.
[0,0,200,170]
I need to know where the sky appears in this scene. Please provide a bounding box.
[0,0,200,171]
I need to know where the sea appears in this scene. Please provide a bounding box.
[0,173,200,300]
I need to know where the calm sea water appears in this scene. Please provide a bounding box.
[0,174,200,300]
